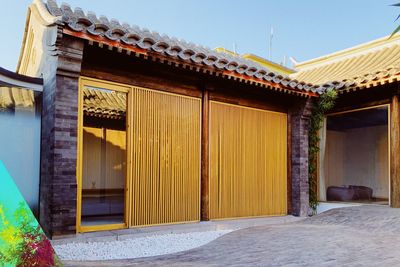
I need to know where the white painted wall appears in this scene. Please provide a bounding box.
[0,104,41,215]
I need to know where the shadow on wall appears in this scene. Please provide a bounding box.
[0,88,41,216]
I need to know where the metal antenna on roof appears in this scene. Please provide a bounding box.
[269,26,274,60]
[233,43,237,55]
[290,57,299,66]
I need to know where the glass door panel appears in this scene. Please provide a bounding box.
[80,85,127,228]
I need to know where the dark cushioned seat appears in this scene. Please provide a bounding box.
[327,185,373,201]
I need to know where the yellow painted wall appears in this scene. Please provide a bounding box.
[241,54,295,75]
[214,47,294,76]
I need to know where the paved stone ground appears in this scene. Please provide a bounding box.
[64,206,400,266]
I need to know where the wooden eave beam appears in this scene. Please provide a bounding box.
[63,28,148,56]
[338,75,400,95]
[63,29,316,98]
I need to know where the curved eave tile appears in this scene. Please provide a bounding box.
[46,0,315,96]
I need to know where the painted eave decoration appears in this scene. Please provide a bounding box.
[0,161,61,267]
[30,0,326,97]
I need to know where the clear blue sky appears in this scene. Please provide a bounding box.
[0,0,398,71]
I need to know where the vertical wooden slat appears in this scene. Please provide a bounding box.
[209,101,287,219]
[126,90,132,227]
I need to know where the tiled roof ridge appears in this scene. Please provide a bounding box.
[290,34,400,92]
[43,0,322,95]
[299,67,400,91]
[295,34,400,70]
[294,42,400,76]
[291,42,400,92]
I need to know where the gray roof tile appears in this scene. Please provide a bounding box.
[45,0,320,95]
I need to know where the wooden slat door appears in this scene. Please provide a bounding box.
[130,87,201,226]
[209,101,287,219]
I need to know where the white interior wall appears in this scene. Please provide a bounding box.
[322,125,389,200]
[343,126,389,198]
[324,130,345,190]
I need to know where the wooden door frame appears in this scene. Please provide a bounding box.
[76,76,131,233]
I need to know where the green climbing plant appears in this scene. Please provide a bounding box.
[309,89,337,214]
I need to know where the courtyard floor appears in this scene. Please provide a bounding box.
[63,205,400,266]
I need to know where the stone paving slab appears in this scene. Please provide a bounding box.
[63,206,400,266]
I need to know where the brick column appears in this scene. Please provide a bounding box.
[40,34,84,237]
[289,98,313,216]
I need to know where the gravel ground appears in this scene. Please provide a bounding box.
[54,230,234,261]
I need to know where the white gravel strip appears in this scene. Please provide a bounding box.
[54,230,234,261]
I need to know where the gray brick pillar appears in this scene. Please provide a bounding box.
[290,98,313,216]
[40,34,84,237]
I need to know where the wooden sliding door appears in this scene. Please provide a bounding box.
[209,101,287,219]
[130,87,201,226]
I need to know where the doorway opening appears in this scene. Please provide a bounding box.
[78,79,129,232]
[319,105,389,205]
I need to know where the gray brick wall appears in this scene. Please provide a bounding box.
[290,98,313,216]
[39,34,83,237]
